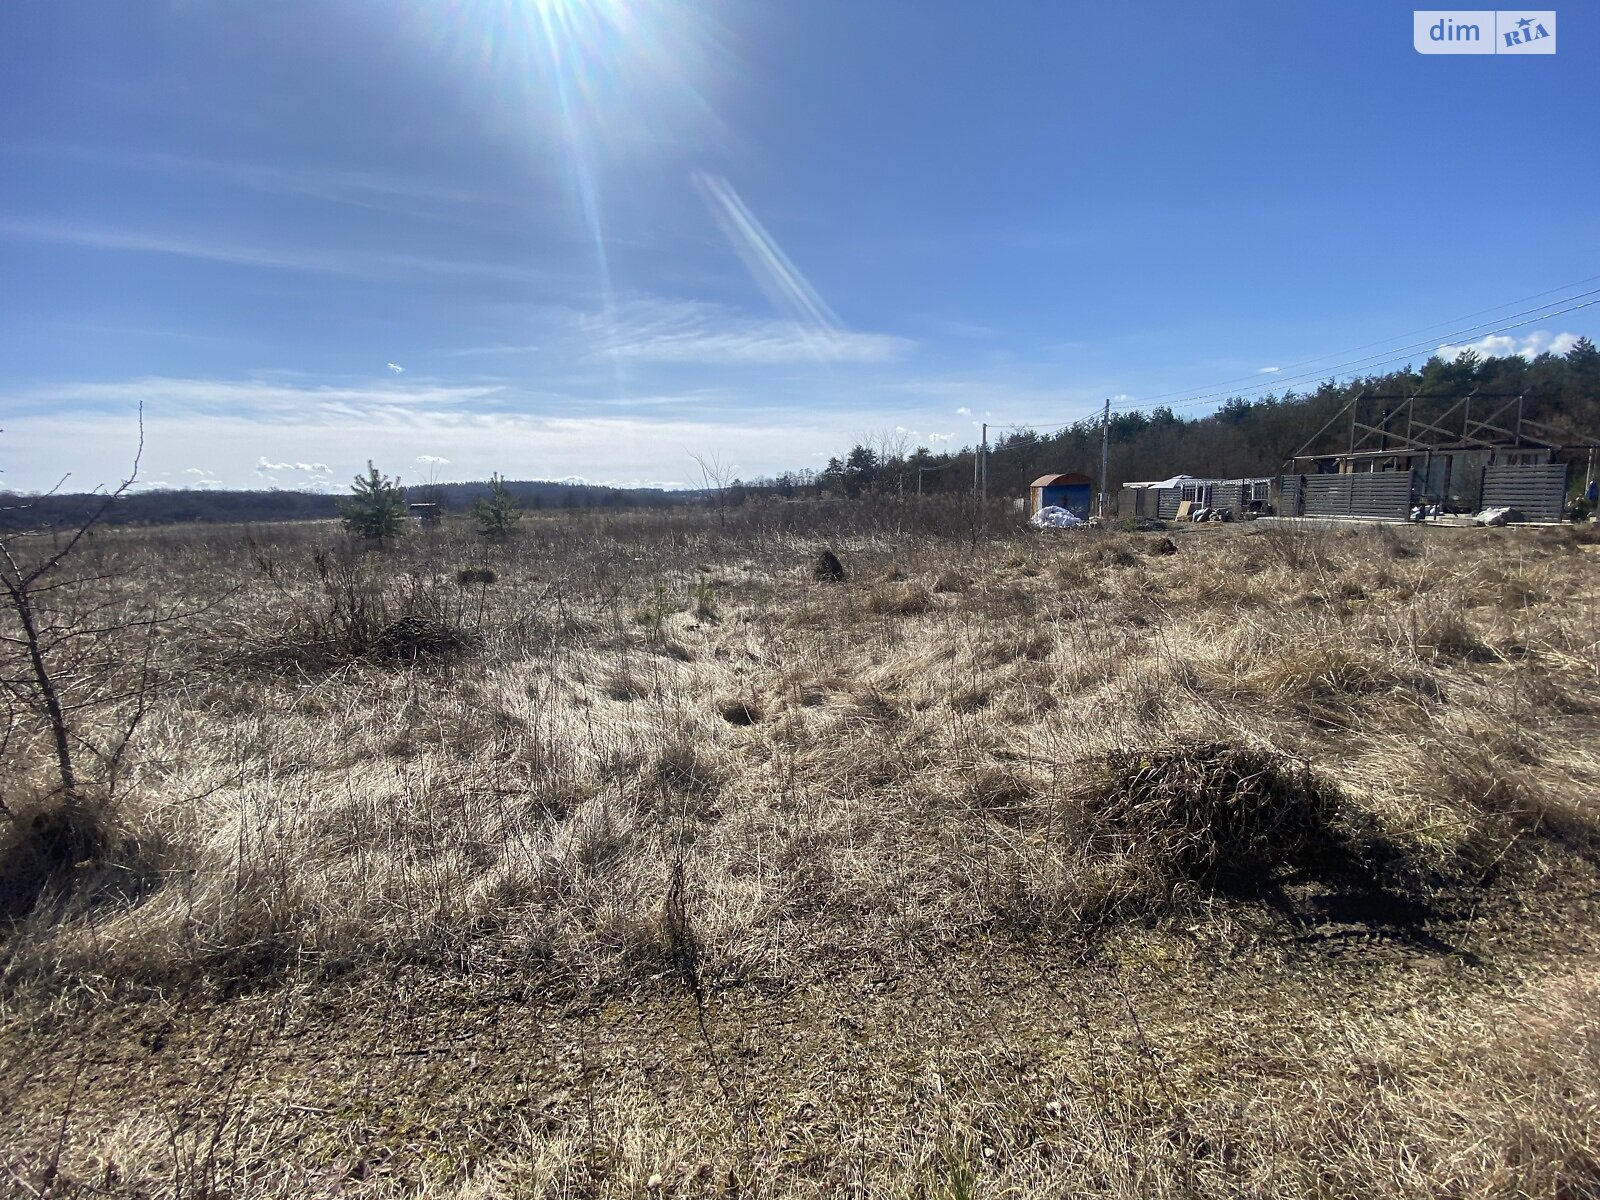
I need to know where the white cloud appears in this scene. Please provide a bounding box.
[416,454,450,465]
[387,362,405,374]
[927,432,955,443]
[255,457,331,475]
[955,406,972,416]
[1435,330,1580,360]
[1257,366,1281,374]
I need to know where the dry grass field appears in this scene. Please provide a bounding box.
[3,505,1600,1198]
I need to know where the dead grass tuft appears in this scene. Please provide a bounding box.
[372,614,479,661]
[812,548,846,582]
[1075,741,1403,913]
[865,581,935,615]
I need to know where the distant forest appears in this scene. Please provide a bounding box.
[0,478,680,532]
[4,341,1597,530]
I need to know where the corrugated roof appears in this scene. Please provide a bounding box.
[1030,473,1093,488]
[1122,475,1197,489]
[1124,474,1274,489]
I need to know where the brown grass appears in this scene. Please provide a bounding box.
[2,510,1599,1197]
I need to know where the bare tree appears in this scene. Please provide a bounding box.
[688,451,736,527]
[864,428,913,493]
[0,410,146,802]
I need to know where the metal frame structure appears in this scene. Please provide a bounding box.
[1287,390,1596,469]
[1282,390,1598,520]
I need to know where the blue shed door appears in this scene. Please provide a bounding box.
[1043,484,1091,516]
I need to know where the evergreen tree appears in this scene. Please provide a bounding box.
[340,461,408,543]
[472,473,523,540]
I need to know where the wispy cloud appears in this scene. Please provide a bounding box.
[691,173,898,365]
[0,217,556,285]
[1257,366,1281,374]
[12,376,507,417]
[1435,330,1580,360]
[9,144,512,224]
[584,299,911,366]
[387,362,405,374]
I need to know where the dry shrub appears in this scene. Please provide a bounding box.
[372,615,479,661]
[812,548,846,582]
[250,549,476,671]
[1072,741,1402,916]
[932,569,971,593]
[455,566,498,586]
[0,798,106,921]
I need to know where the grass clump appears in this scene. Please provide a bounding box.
[812,548,847,582]
[1076,741,1402,912]
[866,581,935,615]
[372,615,480,661]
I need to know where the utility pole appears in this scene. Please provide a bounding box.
[980,422,988,504]
[1098,397,1110,519]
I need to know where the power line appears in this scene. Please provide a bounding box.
[976,279,1600,437]
[1114,292,1600,414]
[1117,289,1600,411]
[1123,272,1600,409]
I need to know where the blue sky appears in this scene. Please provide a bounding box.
[2,1,1596,492]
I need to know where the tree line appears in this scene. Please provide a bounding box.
[0,476,682,533]
[5,342,1596,530]
[738,340,1600,503]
